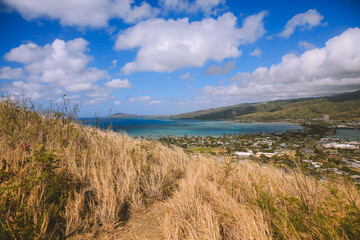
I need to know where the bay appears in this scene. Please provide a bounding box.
[336,128,360,142]
[81,118,302,137]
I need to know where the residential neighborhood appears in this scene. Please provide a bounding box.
[154,124,360,185]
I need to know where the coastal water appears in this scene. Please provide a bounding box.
[81,118,302,137]
[336,129,360,142]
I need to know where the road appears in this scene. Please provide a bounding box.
[301,128,332,158]
[302,138,315,157]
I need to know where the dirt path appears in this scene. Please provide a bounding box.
[116,200,167,240]
[68,200,168,240]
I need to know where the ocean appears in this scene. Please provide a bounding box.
[336,128,360,142]
[81,118,302,137]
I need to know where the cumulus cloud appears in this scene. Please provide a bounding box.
[204,61,236,76]
[2,0,158,27]
[4,38,105,92]
[278,9,324,38]
[4,81,51,100]
[115,11,268,74]
[201,28,360,103]
[1,38,132,104]
[298,41,315,50]
[160,0,225,15]
[4,42,44,64]
[249,48,261,57]
[0,66,24,79]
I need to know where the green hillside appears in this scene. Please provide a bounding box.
[172,90,360,121]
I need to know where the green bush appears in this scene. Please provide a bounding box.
[0,146,73,239]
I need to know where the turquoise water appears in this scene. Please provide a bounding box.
[336,129,360,142]
[82,118,301,137]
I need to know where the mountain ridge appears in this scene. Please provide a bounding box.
[171,90,360,121]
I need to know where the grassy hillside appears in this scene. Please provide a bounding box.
[172,90,360,121]
[1,97,360,239]
[238,97,360,122]
[172,103,257,120]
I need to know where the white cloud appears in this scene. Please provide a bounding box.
[249,48,261,57]
[68,95,81,100]
[110,59,117,68]
[4,42,44,64]
[179,72,191,79]
[2,0,158,27]
[129,95,163,105]
[1,38,132,104]
[4,38,105,92]
[104,79,133,88]
[298,41,315,50]
[201,28,360,103]
[4,81,51,100]
[129,96,151,102]
[160,0,225,15]
[115,11,268,74]
[114,100,122,105]
[278,9,324,38]
[204,61,236,76]
[173,100,190,106]
[149,100,164,105]
[0,66,24,79]
[83,97,108,106]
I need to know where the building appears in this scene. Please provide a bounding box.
[323,143,357,149]
[323,114,330,122]
[234,151,253,157]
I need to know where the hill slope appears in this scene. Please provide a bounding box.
[1,97,359,239]
[172,90,360,121]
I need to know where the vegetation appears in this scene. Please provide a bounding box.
[172,89,360,121]
[1,96,360,239]
[186,147,225,155]
[0,96,189,239]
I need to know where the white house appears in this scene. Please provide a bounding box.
[234,151,253,157]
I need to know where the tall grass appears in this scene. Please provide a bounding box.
[162,158,360,239]
[0,96,359,239]
[0,96,189,239]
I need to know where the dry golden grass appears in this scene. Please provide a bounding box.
[162,158,271,240]
[1,96,359,239]
[162,158,360,240]
[0,97,189,238]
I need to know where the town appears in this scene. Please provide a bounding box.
[148,123,360,185]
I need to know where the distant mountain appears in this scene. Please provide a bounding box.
[109,113,141,118]
[109,112,170,119]
[171,90,360,122]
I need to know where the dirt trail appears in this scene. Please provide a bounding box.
[68,200,168,240]
[117,200,167,240]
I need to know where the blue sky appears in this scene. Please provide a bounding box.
[0,0,359,116]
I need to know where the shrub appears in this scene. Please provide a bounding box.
[0,145,73,239]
